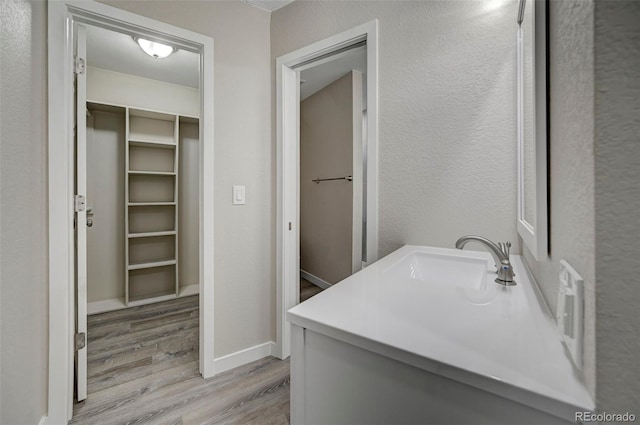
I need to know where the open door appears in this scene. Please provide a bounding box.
[351,70,364,274]
[74,23,88,402]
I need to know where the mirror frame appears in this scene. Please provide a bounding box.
[517,0,549,260]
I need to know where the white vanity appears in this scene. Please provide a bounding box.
[287,245,594,424]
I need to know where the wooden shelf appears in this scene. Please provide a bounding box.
[129,139,176,149]
[128,231,176,239]
[128,259,176,271]
[128,202,176,207]
[128,170,176,176]
[129,108,176,121]
[128,292,177,306]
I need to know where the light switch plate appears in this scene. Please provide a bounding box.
[233,185,245,205]
[557,259,584,370]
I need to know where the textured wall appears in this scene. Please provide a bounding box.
[0,0,49,423]
[99,0,273,357]
[272,0,519,261]
[593,0,640,415]
[521,0,596,396]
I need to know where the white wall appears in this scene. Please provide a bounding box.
[0,0,49,423]
[593,0,640,414]
[522,0,597,396]
[272,0,519,260]
[100,0,274,357]
[87,66,200,117]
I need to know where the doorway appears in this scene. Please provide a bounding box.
[72,20,203,409]
[298,47,366,301]
[276,21,379,359]
[48,2,214,422]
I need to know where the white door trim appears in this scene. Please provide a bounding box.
[276,20,379,359]
[47,2,215,422]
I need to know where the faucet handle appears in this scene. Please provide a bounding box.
[499,241,511,258]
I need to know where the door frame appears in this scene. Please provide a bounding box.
[47,2,215,422]
[275,20,379,359]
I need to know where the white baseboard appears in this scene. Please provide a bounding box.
[300,270,332,290]
[88,284,200,315]
[213,341,276,375]
[38,415,48,425]
[179,283,199,297]
[88,297,126,315]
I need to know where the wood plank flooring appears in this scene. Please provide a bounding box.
[300,278,324,302]
[72,296,290,425]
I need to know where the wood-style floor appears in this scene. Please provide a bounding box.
[300,278,324,302]
[72,295,290,425]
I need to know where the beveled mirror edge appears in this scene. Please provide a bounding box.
[517,0,549,261]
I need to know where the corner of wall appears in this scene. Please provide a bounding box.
[593,0,640,414]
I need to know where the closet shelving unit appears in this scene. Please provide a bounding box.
[125,108,181,307]
[84,100,200,314]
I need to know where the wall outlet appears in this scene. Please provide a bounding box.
[557,260,584,370]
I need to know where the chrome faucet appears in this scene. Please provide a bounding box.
[455,235,516,286]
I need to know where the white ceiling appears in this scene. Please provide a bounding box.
[242,0,296,12]
[86,25,200,88]
[300,45,367,101]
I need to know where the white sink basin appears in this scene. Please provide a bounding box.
[384,251,489,289]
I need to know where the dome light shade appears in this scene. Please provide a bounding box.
[134,37,176,59]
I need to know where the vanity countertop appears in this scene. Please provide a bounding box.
[287,245,595,422]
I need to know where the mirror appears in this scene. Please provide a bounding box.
[517,0,548,260]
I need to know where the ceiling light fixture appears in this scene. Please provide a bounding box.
[133,37,176,59]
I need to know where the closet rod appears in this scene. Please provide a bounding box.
[312,175,353,184]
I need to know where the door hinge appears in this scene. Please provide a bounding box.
[74,56,86,75]
[75,332,86,351]
[74,195,86,212]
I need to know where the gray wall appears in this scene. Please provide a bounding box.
[0,0,49,423]
[300,72,359,285]
[524,2,640,413]
[272,0,519,261]
[87,111,126,303]
[101,0,274,357]
[522,0,597,396]
[593,0,640,415]
[179,121,200,288]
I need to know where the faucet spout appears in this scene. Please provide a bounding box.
[455,235,516,286]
